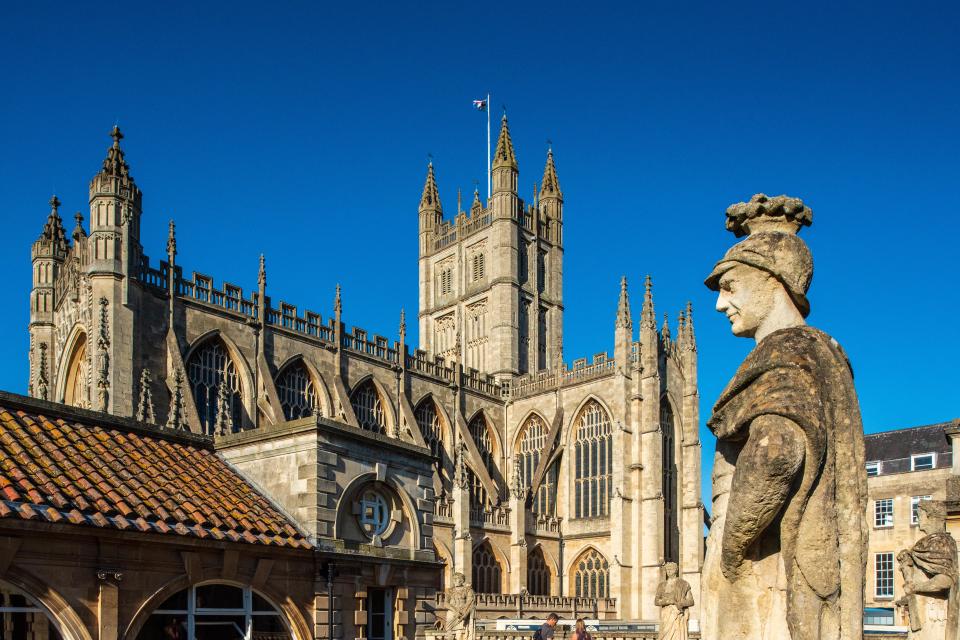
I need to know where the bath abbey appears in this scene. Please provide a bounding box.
[11,116,704,639]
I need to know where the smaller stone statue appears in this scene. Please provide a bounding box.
[896,501,958,640]
[655,562,694,640]
[443,572,476,640]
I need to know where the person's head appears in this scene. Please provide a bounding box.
[547,613,559,627]
[575,619,586,634]
[664,561,679,579]
[918,500,946,535]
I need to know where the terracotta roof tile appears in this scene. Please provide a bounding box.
[0,400,309,549]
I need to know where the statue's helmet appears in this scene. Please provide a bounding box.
[704,194,814,318]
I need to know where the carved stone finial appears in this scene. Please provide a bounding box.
[399,308,406,339]
[49,195,61,213]
[684,302,696,351]
[641,274,656,329]
[258,254,266,290]
[213,376,232,436]
[725,193,812,238]
[660,312,671,343]
[453,441,469,490]
[616,276,632,329]
[109,125,124,146]
[136,369,156,424]
[334,284,342,316]
[510,457,527,500]
[166,220,177,262]
[36,343,49,401]
[97,298,110,411]
[166,368,187,431]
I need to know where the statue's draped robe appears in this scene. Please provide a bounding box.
[701,326,868,640]
[902,532,959,640]
[656,578,693,640]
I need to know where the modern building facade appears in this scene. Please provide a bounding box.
[20,120,703,638]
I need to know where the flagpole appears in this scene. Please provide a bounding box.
[486,92,491,201]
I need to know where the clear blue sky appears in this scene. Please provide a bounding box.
[2,2,958,502]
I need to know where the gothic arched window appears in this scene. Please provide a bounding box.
[469,413,496,509]
[276,359,320,420]
[517,415,556,515]
[414,398,444,459]
[528,546,551,596]
[661,397,679,563]
[573,548,609,598]
[351,379,386,434]
[63,333,90,409]
[472,541,502,594]
[574,400,613,519]
[186,337,242,435]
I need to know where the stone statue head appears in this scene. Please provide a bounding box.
[918,500,947,535]
[664,561,679,578]
[452,572,466,587]
[705,194,814,340]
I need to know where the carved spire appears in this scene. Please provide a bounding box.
[99,125,132,179]
[684,301,697,351]
[661,312,671,343]
[166,220,177,264]
[72,211,86,242]
[676,310,687,350]
[492,114,517,170]
[511,456,527,500]
[640,275,656,329]
[399,308,406,341]
[37,195,68,251]
[453,440,469,490]
[166,367,187,430]
[36,343,49,401]
[214,377,232,436]
[471,187,482,215]
[419,162,442,214]
[616,276,632,329]
[258,254,266,290]
[136,369,156,424]
[334,284,342,318]
[540,147,562,198]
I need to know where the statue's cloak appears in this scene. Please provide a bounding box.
[904,532,959,640]
[708,326,868,640]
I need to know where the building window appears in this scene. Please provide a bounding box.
[866,461,880,477]
[517,415,556,515]
[0,584,63,640]
[911,453,936,471]
[911,495,932,525]
[472,541,502,594]
[439,267,454,296]
[275,360,320,420]
[528,546,551,596]
[186,338,242,435]
[875,552,895,599]
[414,398,445,460]
[471,253,485,281]
[351,380,386,434]
[358,490,390,537]
[573,400,613,519]
[573,549,609,598]
[661,399,680,563]
[136,583,290,639]
[874,498,894,528]
[469,413,495,509]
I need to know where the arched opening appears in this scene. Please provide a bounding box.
[275,359,321,420]
[472,540,502,594]
[661,397,679,563]
[185,337,243,435]
[527,546,551,596]
[468,412,496,509]
[572,400,612,519]
[62,333,89,409]
[571,548,609,599]
[413,397,446,460]
[0,582,65,639]
[350,379,387,434]
[516,414,556,515]
[134,582,292,639]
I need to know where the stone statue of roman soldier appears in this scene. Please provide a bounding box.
[655,561,694,640]
[700,194,868,640]
[443,572,476,640]
[897,500,959,640]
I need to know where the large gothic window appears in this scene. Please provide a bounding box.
[275,359,320,420]
[661,398,679,563]
[469,413,496,509]
[63,333,89,409]
[472,541,502,594]
[186,337,242,435]
[573,549,609,599]
[528,546,551,596]
[351,380,386,434]
[517,415,557,515]
[574,400,613,519]
[414,398,445,459]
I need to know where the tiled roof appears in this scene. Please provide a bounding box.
[0,393,310,549]
[865,422,954,464]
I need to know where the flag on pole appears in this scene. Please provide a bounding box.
[473,99,488,111]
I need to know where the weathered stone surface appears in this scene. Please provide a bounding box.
[702,195,868,640]
[655,561,693,640]
[443,572,476,640]
[897,501,959,640]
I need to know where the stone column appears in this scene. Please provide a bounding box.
[509,457,529,593]
[96,569,122,640]
[453,442,473,586]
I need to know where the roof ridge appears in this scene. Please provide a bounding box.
[864,421,956,437]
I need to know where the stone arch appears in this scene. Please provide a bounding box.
[184,330,255,432]
[0,569,92,640]
[567,545,611,599]
[514,412,557,515]
[348,375,396,435]
[56,325,90,408]
[334,471,421,549]
[467,408,502,461]
[566,394,616,446]
[471,537,507,594]
[467,409,499,508]
[123,575,311,640]
[569,397,614,520]
[510,409,550,454]
[433,538,453,591]
[274,354,332,419]
[412,393,453,456]
[527,543,556,596]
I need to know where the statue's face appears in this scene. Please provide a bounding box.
[665,563,678,578]
[918,508,943,535]
[453,573,465,587]
[715,264,781,338]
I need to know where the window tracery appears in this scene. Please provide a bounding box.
[469,413,495,508]
[186,338,242,435]
[528,546,550,596]
[351,380,386,434]
[472,541,502,594]
[517,415,556,515]
[573,549,609,599]
[276,360,320,420]
[574,400,613,519]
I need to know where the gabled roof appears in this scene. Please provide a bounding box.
[864,421,953,464]
[0,392,310,549]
